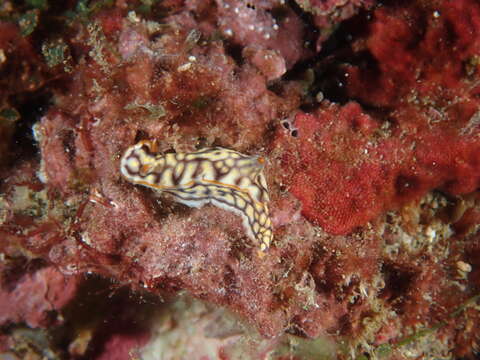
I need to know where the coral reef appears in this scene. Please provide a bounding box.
[1,0,480,359]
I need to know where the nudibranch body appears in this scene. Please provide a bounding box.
[120,140,273,253]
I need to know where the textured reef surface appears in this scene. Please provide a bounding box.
[1,0,480,359]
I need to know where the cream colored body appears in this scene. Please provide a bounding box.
[120,140,273,253]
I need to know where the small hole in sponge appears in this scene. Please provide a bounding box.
[395,174,420,198]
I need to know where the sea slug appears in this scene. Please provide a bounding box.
[120,140,273,254]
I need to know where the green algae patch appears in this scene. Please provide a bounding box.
[19,9,39,37]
